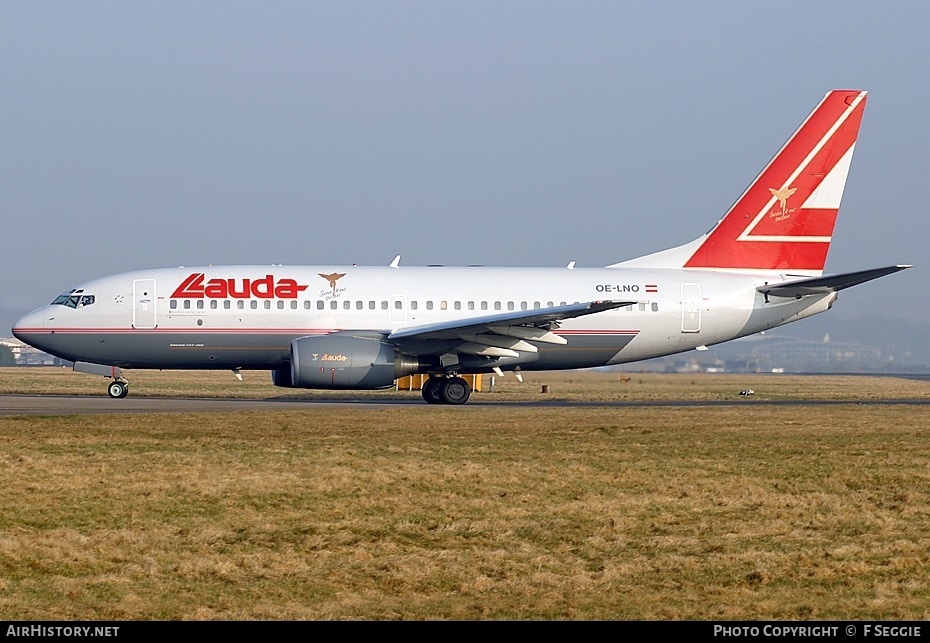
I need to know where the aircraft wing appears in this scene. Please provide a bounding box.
[387,300,634,348]
[758,265,911,298]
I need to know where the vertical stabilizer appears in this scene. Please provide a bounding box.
[612,90,867,275]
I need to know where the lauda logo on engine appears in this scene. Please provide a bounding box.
[170,273,309,299]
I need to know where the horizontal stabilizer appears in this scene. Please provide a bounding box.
[758,265,911,298]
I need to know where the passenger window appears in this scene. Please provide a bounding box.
[290,301,297,310]
[520,301,527,310]
[507,301,515,311]
[369,301,375,310]
[454,301,461,310]
[440,300,447,310]
[197,300,204,309]
[481,301,488,310]
[410,301,418,310]
[210,300,218,309]
[264,301,271,309]
[331,301,338,310]
[394,300,402,309]
[426,301,434,310]
[651,302,658,312]
[170,300,177,310]
[317,301,324,310]
[237,300,245,309]
[639,303,646,311]
[183,300,191,310]
[343,300,350,310]
[303,301,311,309]
[494,301,501,310]
[251,301,258,310]
[381,301,388,310]
[224,301,231,310]
[356,301,364,310]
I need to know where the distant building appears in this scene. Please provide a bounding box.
[614,334,899,374]
[0,337,64,366]
[748,337,883,373]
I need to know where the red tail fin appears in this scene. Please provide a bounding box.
[683,90,867,274]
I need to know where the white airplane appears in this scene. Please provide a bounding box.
[12,89,910,404]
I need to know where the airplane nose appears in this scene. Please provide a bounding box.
[11,308,46,341]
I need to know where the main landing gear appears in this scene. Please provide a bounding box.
[107,379,129,399]
[421,376,471,405]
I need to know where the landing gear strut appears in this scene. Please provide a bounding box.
[421,376,471,405]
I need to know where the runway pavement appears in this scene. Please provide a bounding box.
[2,394,929,416]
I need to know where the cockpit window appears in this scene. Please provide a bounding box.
[51,290,95,308]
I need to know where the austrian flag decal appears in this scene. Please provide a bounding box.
[171,273,309,299]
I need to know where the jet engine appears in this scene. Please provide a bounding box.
[273,333,419,389]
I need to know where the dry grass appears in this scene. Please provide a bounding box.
[1,369,929,620]
[2,366,930,402]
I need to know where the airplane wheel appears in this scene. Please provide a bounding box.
[107,381,129,399]
[421,377,443,404]
[440,377,471,405]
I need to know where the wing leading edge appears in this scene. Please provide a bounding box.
[387,300,635,350]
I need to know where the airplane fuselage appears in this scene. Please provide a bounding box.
[13,264,834,372]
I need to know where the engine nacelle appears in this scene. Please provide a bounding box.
[277,333,419,390]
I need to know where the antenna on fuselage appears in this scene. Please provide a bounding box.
[390,255,401,268]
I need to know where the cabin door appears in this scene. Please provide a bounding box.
[681,283,701,333]
[133,279,157,329]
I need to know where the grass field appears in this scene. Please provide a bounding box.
[1,368,929,620]
[3,366,930,402]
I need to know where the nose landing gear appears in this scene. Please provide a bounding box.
[107,379,129,399]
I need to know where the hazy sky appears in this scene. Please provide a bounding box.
[2,1,927,322]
